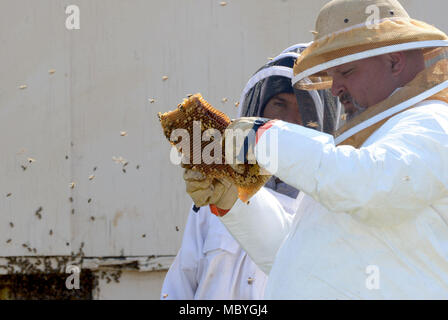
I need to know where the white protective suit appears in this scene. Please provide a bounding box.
[160,46,311,300]
[161,187,299,299]
[221,100,448,299]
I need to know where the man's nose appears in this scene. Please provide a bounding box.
[331,79,345,97]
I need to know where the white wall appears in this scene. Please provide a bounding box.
[0,0,447,299]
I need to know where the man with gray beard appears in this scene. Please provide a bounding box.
[182,0,448,299]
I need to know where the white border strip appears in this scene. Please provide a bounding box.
[334,80,448,144]
[293,40,448,85]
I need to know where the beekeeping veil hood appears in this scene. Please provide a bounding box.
[238,43,341,133]
[237,44,340,199]
[292,0,448,147]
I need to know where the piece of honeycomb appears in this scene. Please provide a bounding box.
[158,93,270,202]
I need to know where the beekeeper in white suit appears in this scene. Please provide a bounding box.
[183,0,448,299]
[161,44,338,299]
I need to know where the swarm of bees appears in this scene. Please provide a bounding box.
[2,68,154,300]
[0,244,123,299]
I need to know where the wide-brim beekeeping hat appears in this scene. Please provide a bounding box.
[292,0,448,145]
[239,43,341,133]
[293,0,448,90]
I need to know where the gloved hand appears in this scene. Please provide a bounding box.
[224,117,272,174]
[183,168,238,214]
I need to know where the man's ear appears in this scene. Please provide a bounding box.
[388,52,406,76]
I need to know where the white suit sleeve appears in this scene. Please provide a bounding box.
[220,187,293,275]
[255,102,448,226]
[161,205,205,299]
